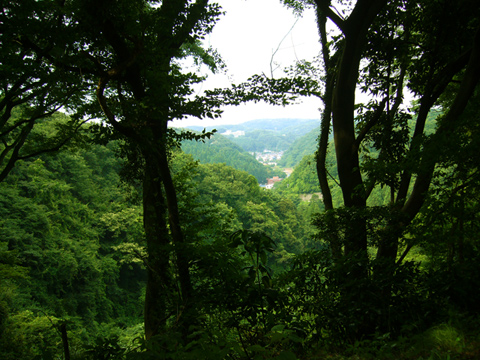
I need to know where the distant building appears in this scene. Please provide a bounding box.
[265,176,283,189]
[221,130,245,137]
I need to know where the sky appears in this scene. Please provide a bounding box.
[171,0,323,128]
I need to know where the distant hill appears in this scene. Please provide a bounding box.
[187,118,319,153]
[278,128,319,168]
[225,129,291,152]
[274,154,321,194]
[181,133,282,184]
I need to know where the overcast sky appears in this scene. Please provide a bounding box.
[172,0,322,128]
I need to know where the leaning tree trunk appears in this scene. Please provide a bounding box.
[314,0,389,338]
[330,4,382,277]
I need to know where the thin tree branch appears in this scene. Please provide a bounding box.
[18,119,90,160]
[397,171,479,265]
[401,24,480,221]
[314,0,346,33]
[270,19,299,78]
[354,97,388,151]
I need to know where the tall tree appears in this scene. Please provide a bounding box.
[6,0,223,339]
[283,0,480,336]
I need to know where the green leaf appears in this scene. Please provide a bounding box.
[248,344,266,352]
[271,324,286,332]
[262,274,272,288]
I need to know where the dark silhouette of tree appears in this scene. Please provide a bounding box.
[283,0,480,337]
[4,0,223,339]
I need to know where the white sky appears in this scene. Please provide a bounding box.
[172,0,323,128]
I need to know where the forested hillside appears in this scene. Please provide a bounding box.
[0,142,147,358]
[181,132,284,183]
[275,154,321,194]
[188,119,318,153]
[277,128,318,168]
[223,129,291,152]
[0,140,318,358]
[188,118,318,133]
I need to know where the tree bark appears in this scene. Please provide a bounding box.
[314,3,342,259]
[330,1,388,266]
[143,156,170,340]
[402,24,480,223]
[156,142,196,336]
[60,323,70,360]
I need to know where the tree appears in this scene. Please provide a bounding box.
[6,0,223,340]
[283,0,480,337]
[0,1,89,183]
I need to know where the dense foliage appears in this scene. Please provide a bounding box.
[0,133,319,358]
[0,139,146,359]
[275,154,321,194]
[270,4,480,357]
[224,129,291,153]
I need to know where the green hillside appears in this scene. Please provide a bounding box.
[0,140,313,358]
[180,133,283,183]
[187,119,319,153]
[224,129,290,152]
[275,154,321,194]
[278,128,319,168]
[188,118,317,132]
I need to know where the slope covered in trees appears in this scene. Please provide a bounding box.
[0,141,147,358]
[275,154,321,194]
[188,118,318,153]
[181,132,283,183]
[277,128,318,168]
[2,0,226,342]
[3,123,480,359]
[224,129,291,152]
[0,138,317,358]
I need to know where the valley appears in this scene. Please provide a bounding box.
[182,118,319,188]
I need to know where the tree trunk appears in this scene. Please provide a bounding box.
[314,0,389,337]
[142,138,195,339]
[314,4,341,259]
[143,157,171,340]
[60,323,70,360]
[156,143,196,337]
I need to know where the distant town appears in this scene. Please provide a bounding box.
[253,150,284,166]
[220,130,245,137]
